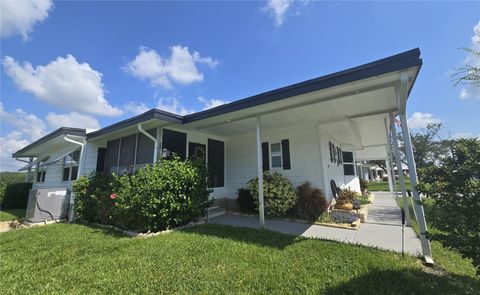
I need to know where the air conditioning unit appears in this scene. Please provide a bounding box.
[25,189,71,223]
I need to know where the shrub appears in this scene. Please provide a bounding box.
[334,188,358,210]
[247,171,297,217]
[359,179,369,193]
[417,138,480,274]
[382,176,388,181]
[294,182,327,220]
[112,157,212,231]
[237,188,255,213]
[72,172,116,225]
[1,182,32,209]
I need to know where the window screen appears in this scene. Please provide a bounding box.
[271,143,282,168]
[105,139,120,174]
[342,151,355,176]
[136,129,156,165]
[119,134,137,173]
[71,166,78,180]
[208,138,224,188]
[163,129,187,160]
[63,168,70,181]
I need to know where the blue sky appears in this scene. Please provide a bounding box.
[1,1,479,171]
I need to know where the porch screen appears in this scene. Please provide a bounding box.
[208,138,224,188]
[119,134,137,173]
[162,129,187,160]
[136,129,156,165]
[105,139,120,174]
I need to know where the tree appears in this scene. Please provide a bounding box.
[417,138,480,274]
[452,47,480,87]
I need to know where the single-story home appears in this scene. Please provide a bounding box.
[13,48,432,262]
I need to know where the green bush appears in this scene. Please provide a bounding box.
[72,173,116,225]
[294,182,327,220]
[1,182,32,209]
[112,157,212,232]
[247,171,297,217]
[359,179,369,193]
[237,188,255,213]
[0,172,28,208]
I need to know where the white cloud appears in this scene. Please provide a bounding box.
[458,21,480,101]
[156,97,194,115]
[2,55,123,116]
[0,102,46,141]
[407,112,442,129]
[46,112,100,130]
[264,0,293,27]
[0,132,30,171]
[125,45,218,89]
[0,0,53,40]
[123,101,150,115]
[197,96,227,110]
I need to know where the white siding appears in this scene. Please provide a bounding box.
[225,124,325,199]
[83,141,103,175]
[32,145,82,190]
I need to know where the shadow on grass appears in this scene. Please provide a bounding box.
[182,223,304,250]
[75,222,130,239]
[324,268,479,295]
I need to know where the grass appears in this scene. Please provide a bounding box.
[0,209,25,222]
[0,223,478,294]
[368,180,412,191]
[398,197,478,277]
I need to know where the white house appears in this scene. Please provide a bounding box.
[13,48,432,262]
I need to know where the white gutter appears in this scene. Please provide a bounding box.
[138,123,158,163]
[63,135,86,223]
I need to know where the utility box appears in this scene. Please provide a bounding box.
[25,189,70,223]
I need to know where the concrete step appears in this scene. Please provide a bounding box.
[208,207,226,219]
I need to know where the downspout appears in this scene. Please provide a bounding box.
[138,123,158,163]
[63,136,86,222]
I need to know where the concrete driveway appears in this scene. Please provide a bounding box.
[209,191,422,256]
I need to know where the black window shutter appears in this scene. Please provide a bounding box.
[96,148,106,173]
[281,139,291,170]
[207,139,224,187]
[261,142,269,171]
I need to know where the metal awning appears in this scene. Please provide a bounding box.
[18,157,49,171]
[43,148,80,166]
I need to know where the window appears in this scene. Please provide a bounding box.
[63,150,80,181]
[36,170,46,182]
[342,151,355,176]
[270,143,282,168]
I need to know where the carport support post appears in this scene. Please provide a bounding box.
[399,112,433,264]
[384,156,394,195]
[390,114,412,226]
[256,114,265,229]
[25,157,33,182]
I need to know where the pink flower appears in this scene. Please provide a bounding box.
[110,193,117,200]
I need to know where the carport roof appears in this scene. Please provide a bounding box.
[86,48,421,140]
[12,127,86,158]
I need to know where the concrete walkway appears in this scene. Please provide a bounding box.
[209,191,422,255]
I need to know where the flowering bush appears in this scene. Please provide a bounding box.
[73,156,211,232]
[72,172,116,224]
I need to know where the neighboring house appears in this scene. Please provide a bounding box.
[356,162,385,181]
[13,48,422,208]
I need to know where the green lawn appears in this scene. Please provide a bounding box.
[0,209,25,222]
[399,197,478,278]
[368,180,412,191]
[0,224,478,294]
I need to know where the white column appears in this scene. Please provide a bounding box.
[390,114,412,226]
[399,112,433,264]
[385,156,394,195]
[256,115,265,229]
